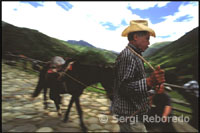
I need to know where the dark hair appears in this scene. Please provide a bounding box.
[128,31,149,41]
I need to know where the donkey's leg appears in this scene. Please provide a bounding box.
[32,83,43,98]
[63,96,75,122]
[53,94,63,116]
[54,100,62,116]
[50,89,62,116]
[75,97,87,132]
[43,87,48,109]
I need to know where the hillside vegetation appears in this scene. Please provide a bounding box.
[143,41,172,57]
[145,27,198,85]
[2,21,117,66]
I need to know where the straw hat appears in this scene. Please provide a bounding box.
[121,20,156,37]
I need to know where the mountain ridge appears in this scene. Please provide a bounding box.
[67,40,95,48]
[2,21,117,65]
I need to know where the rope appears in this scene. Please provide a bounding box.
[127,46,185,89]
[127,46,155,71]
[63,72,105,90]
[127,45,181,117]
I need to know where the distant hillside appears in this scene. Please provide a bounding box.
[145,27,198,85]
[143,41,172,57]
[67,40,95,48]
[2,21,117,65]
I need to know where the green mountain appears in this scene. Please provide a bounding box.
[2,21,118,65]
[145,27,198,85]
[142,41,172,57]
[67,40,95,48]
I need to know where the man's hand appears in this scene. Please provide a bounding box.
[154,66,165,84]
[147,66,165,87]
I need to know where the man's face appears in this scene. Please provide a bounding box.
[134,34,150,52]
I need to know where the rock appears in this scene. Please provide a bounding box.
[80,95,89,99]
[32,117,43,121]
[23,110,38,115]
[99,107,108,111]
[98,129,110,132]
[41,119,61,127]
[91,110,98,113]
[104,124,113,130]
[2,112,12,117]
[83,108,91,112]
[111,119,118,124]
[9,124,37,132]
[16,115,34,119]
[112,125,120,132]
[88,124,103,130]
[47,112,59,117]
[12,106,23,110]
[70,114,79,119]
[11,112,24,117]
[2,124,15,132]
[36,127,54,132]
[55,127,82,132]
[87,117,99,124]
[23,103,36,108]
[73,119,80,125]
[60,122,80,128]
[87,112,96,117]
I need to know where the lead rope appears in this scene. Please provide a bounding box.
[127,46,186,88]
[63,72,104,90]
[57,63,104,90]
[127,46,160,117]
[127,46,155,71]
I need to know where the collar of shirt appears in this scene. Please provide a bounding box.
[128,43,143,55]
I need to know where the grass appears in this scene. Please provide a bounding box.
[172,103,192,113]
[168,91,187,101]
[85,83,106,94]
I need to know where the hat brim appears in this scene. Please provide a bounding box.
[121,23,156,37]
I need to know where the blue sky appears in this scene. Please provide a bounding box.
[2,1,199,52]
[128,2,184,24]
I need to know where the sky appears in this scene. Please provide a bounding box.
[2,1,199,52]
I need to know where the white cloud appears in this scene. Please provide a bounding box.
[150,2,199,45]
[2,1,199,52]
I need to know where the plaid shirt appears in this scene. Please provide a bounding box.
[112,43,150,120]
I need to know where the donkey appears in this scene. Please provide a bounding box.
[32,57,75,110]
[32,59,114,131]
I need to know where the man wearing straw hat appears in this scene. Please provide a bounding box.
[112,20,166,132]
